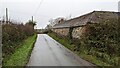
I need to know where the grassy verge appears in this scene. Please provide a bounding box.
[48,33,73,50]
[3,34,37,67]
[48,33,119,67]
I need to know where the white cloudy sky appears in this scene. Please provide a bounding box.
[0,0,119,29]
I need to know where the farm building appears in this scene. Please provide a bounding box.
[51,11,120,39]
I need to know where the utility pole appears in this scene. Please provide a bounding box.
[31,16,34,29]
[32,16,33,23]
[6,8,8,24]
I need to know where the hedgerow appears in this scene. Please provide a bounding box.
[2,20,36,58]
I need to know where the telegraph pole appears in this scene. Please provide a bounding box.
[6,8,8,24]
[31,16,34,29]
[32,16,33,23]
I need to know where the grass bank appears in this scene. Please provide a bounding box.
[3,34,37,67]
[48,32,119,67]
[48,33,73,50]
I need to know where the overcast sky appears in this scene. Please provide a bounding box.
[0,0,119,29]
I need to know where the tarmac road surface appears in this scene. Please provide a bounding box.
[27,34,95,66]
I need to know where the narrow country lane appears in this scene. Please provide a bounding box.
[27,34,95,66]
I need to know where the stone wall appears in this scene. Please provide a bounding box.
[72,26,89,39]
[72,27,82,39]
[52,26,89,39]
[52,28,69,37]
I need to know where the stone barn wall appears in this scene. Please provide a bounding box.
[52,26,89,39]
[72,25,90,39]
[72,27,82,39]
[52,28,69,37]
[51,11,119,40]
[52,25,90,39]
